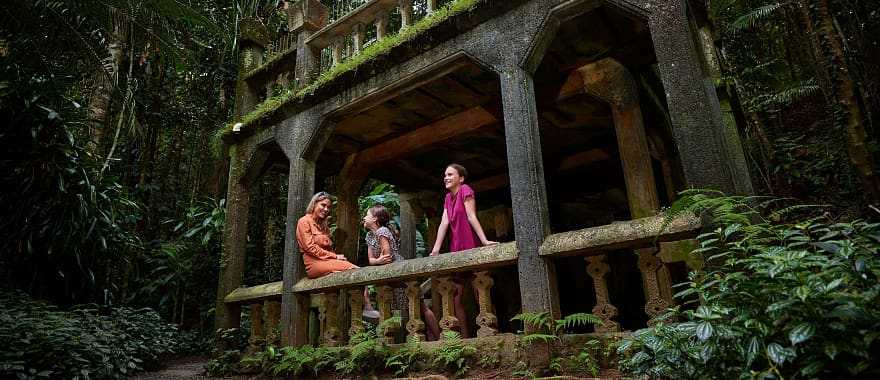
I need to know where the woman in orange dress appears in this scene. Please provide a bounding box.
[296,192,358,278]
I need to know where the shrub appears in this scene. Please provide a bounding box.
[619,192,880,379]
[0,291,184,380]
[433,331,477,377]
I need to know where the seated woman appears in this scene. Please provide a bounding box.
[363,204,441,341]
[296,192,358,279]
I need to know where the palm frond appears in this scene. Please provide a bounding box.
[747,80,822,111]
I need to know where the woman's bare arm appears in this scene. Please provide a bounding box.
[464,197,497,246]
[430,209,450,256]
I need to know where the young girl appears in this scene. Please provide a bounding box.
[429,164,497,337]
[363,204,440,340]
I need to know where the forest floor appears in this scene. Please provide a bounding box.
[132,356,250,380]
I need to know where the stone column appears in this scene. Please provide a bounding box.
[348,288,365,338]
[436,276,459,336]
[234,42,264,119]
[585,255,619,332]
[281,157,315,347]
[399,193,420,259]
[331,37,343,67]
[353,23,366,54]
[265,300,281,346]
[375,12,388,40]
[290,0,326,91]
[247,303,265,353]
[321,292,341,346]
[499,66,560,322]
[214,145,252,341]
[377,285,398,344]
[405,281,426,341]
[399,0,413,29]
[649,0,753,195]
[576,58,671,322]
[473,271,498,337]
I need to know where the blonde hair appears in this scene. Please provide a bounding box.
[306,192,333,231]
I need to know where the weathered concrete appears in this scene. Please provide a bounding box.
[499,65,560,321]
[214,144,253,336]
[538,213,700,257]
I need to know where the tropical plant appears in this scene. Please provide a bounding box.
[510,312,602,377]
[620,192,880,379]
[386,336,430,376]
[433,330,477,377]
[0,291,184,380]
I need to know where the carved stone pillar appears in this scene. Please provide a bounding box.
[264,300,281,346]
[585,255,620,332]
[375,12,388,40]
[405,281,425,341]
[399,193,420,259]
[248,303,264,353]
[376,285,398,344]
[320,292,340,346]
[399,0,413,29]
[331,37,343,66]
[352,23,366,54]
[473,271,498,337]
[436,276,459,336]
[348,287,365,338]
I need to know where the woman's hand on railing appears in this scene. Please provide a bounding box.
[429,249,440,257]
[336,254,348,261]
[482,240,499,246]
[369,254,393,265]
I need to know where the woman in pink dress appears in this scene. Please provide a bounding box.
[429,163,497,337]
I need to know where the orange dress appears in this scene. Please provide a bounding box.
[296,214,357,278]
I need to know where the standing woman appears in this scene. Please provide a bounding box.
[429,164,497,337]
[296,192,358,279]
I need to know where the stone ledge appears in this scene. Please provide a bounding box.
[293,241,518,293]
[538,213,701,258]
[224,241,517,303]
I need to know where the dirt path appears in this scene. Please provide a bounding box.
[131,357,250,380]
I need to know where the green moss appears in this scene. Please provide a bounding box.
[213,0,484,152]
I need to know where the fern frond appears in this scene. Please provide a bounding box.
[747,80,822,111]
[511,311,552,331]
[521,333,559,344]
[557,313,603,330]
[728,3,787,33]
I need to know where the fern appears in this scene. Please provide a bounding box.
[385,337,429,376]
[556,313,603,331]
[433,331,477,377]
[727,2,787,33]
[747,80,822,111]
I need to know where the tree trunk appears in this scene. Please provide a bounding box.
[812,0,880,202]
[87,8,128,151]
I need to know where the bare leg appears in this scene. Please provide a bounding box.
[453,282,470,338]
[362,288,380,318]
[421,302,440,341]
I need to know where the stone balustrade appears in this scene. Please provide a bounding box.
[225,214,701,350]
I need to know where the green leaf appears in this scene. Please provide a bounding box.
[696,321,714,341]
[788,323,814,345]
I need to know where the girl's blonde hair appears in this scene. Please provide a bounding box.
[306,192,333,230]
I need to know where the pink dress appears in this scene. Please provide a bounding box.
[444,184,480,252]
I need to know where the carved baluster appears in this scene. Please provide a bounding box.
[348,287,365,339]
[585,255,620,332]
[264,300,281,346]
[247,303,264,353]
[637,249,671,324]
[472,271,498,337]
[399,0,413,29]
[376,285,398,344]
[321,292,340,346]
[436,276,459,336]
[405,281,425,341]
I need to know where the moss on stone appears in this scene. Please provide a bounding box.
[213,0,484,152]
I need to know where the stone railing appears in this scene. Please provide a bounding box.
[224,214,700,349]
[226,241,516,348]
